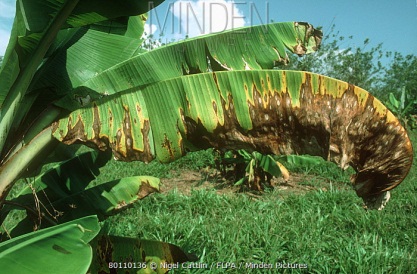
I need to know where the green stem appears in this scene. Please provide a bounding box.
[2,106,62,164]
[0,127,56,207]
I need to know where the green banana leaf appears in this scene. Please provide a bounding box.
[54,21,322,111]
[255,153,283,178]
[18,0,164,33]
[234,152,282,187]
[33,175,160,224]
[89,235,197,274]
[221,150,322,186]
[275,154,323,167]
[388,93,400,110]
[31,15,149,97]
[52,70,413,202]
[6,175,159,236]
[1,150,108,236]
[0,215,100,274]
[0,0,164,156]
[12,150,109,199]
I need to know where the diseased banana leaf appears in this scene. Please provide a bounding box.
[0,1,165,203]
[52,70,413,204]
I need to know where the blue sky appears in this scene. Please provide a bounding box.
[1,0,416,59]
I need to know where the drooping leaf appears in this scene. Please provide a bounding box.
[237,149,253,161]
[89,235,197,274]
[43,175,160,222]
[0,215,100,274]
[1,20,321,203]
[1,150,110,236]
[54,22,322,111]
[12,150,110,202]
[52,70,413,206]
[5,15,151,157]
[4,153,159,236]
[254,152,282,178]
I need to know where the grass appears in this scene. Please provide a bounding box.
[90,148,215,185]
[104,185,417,273]
[97,134,417,273]
[101,185,417,273]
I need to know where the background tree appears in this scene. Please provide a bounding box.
[376,52,417,102]
[276,25,384,93]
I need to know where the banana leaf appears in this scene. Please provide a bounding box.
[0,215,100,274]
[275,154,323,167]
[54,21,322,111]
[89,235,197,274]
[3,151,158,237]
[52,70,413,205]
[7,150,110,203]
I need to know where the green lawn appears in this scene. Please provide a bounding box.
[98,132,417,274]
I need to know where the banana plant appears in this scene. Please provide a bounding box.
[216,150,323,190]
[385,87,417,128]
[0,148,192,274]
[0,1,196,273]
[215,150,284,190]
[0,0,163,207]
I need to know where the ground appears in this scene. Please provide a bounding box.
[159,167,350,199]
